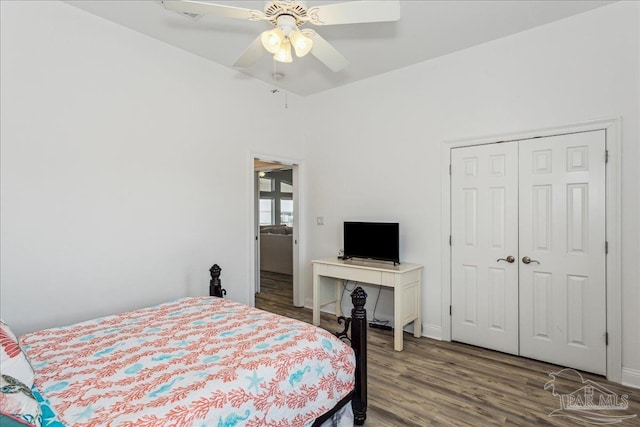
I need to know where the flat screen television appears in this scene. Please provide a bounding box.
[343,222,400,264]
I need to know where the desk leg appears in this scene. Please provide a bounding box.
[394,287,403,351]
[335,279,343,318]
[312,272,320,326]
[414,283,422,338]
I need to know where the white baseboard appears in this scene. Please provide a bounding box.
[622,367,640,389]
[304,301,342,316]
[421,323,442,340]
[304,297,313,311]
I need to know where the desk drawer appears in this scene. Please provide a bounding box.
[327,265,382,284]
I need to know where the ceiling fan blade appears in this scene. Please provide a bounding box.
[233,36,265,68]
[162,0,262,21]
[303,30,350,72]
[307,0,400,26]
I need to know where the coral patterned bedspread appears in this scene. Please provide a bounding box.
[20,297,355,427]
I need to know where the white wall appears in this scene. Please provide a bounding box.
[0,0,308,335]
[303,1,639,381]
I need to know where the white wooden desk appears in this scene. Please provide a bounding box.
[312,258,422,351]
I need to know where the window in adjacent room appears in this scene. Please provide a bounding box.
[259,198,274,225]
[280,181,293,194]
[260,177,274,192]
[259,169,293,226]
[280,199,293,226]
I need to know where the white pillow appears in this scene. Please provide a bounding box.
[0,375,42,427]
[0,321,34,388]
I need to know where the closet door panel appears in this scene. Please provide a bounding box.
[518,131,606,375]
[451,142,519,355]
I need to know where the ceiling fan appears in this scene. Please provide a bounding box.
[161,0,400,72]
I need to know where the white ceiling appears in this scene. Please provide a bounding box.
[65,0,614,96]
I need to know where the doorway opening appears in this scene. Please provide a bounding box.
[252,157,301,311]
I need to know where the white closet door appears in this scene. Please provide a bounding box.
[451,142,519,355]
[518,131,606,375]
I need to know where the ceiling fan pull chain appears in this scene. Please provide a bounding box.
[274,59,282,90]
[269,57,286,109]
[271,59,280,94]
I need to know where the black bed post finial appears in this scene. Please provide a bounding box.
[209,264,226,298]
[351,286,367,425]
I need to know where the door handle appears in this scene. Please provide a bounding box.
[522,256,540,264]
[497,256,515,263]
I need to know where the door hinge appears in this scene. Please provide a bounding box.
[449,235,452,246]
[605,332,609,346]
[449,164,452,175]
[449,305,452,316]
[605,150,609,163]
[605,241,609,254]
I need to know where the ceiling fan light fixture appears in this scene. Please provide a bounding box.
[164,0,402,72]
[289,30,313,57]
[261,28,284,54]
[273,39,293,63]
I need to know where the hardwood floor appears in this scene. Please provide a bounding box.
[256,272,640,426]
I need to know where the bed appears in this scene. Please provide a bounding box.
[0,265,367,427]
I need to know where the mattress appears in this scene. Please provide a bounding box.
[20,297,355,426]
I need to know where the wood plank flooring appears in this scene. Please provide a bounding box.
[256,272,640,426]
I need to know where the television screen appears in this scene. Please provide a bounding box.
[343,222,400,264]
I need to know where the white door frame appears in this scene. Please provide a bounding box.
[248,152,304,308]
[440,117,622,382]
